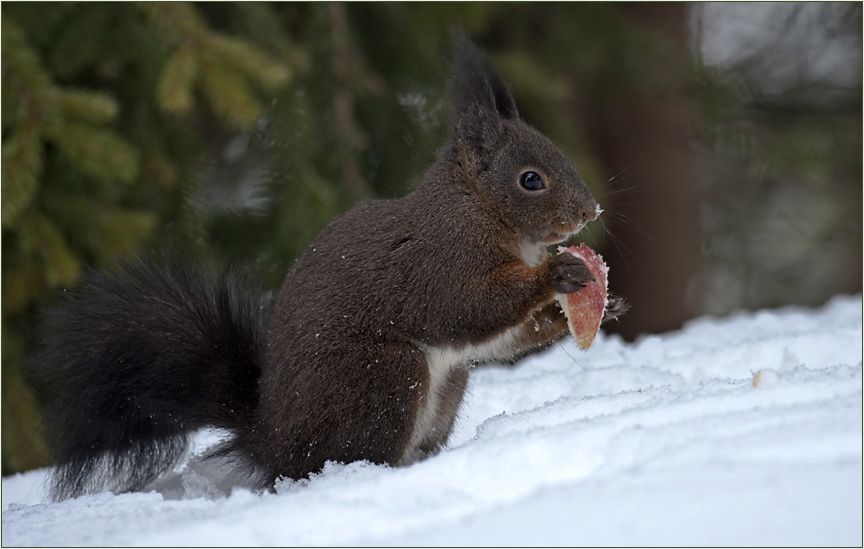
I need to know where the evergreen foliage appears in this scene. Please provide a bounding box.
[2,3,859,474]
[2,2,292,473]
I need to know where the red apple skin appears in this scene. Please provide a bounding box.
[556,244,608,350]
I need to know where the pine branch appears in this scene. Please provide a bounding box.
[2,126,44,229]
[19,211,82,288]
[158,48,198,114]
[143,1,289,129]
[45,122,139,183]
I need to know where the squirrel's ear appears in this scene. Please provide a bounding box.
[451,31,519,126]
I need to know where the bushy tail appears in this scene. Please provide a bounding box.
[35,255,271,501]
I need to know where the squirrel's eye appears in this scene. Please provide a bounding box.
[519,171,546,191]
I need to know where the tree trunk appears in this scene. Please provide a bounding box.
[593,3,703,340]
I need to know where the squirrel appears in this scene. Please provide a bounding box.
[36,33,625,501]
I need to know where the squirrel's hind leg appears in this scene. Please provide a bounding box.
[407,367,469,460]
[253,340,431,483]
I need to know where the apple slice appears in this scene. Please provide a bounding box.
[555,244,608,350]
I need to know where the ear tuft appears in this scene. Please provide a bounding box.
[451,30,518,122]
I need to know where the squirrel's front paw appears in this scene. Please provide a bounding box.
[546,253,595,294]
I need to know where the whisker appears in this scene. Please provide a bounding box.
[601,201,639,209]
[601,210,657,244]
[596,216,650,274]
[604,170,650,189]
[598,184,651,199]
[603,154,650,187]
[558,342,586,371]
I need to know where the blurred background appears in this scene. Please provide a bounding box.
[2,2,861,475]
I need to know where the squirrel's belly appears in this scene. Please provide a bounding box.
[405,325,524,460]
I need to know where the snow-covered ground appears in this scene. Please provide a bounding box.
[3,295,861,547]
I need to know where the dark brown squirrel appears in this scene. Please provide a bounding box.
[36,33,625,501]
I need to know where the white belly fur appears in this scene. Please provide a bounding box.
[407,323,524,457]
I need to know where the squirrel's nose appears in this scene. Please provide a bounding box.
[584,202,601,223]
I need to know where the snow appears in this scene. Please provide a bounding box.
[3,295,862,547]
